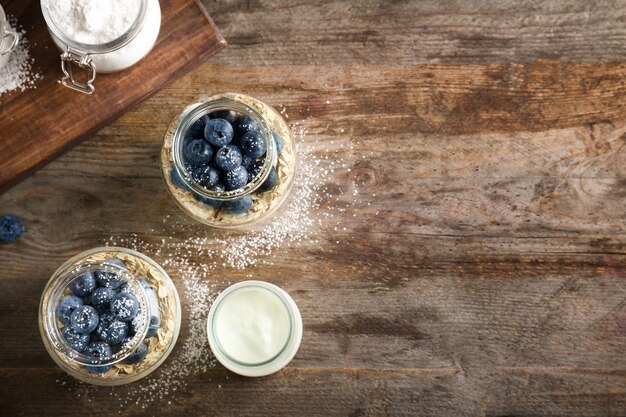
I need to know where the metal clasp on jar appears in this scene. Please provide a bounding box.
[0,28,19,56]
[60,48,97,95]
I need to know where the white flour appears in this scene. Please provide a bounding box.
[46,0,142,44]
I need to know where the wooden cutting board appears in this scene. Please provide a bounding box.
[0,0,226,192]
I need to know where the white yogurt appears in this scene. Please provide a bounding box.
[208,281,303,377]
[42,0,161,72]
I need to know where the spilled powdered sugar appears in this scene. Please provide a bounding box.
[0,18,41,98]
[62,114,351,410]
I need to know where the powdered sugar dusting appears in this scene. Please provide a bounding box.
[0,18,41,98]
[59,113,347,409]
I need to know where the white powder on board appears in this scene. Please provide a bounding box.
[0,20,41,98]
[46,0,142,44]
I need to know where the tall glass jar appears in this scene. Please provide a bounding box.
[39,247,181,386]
[40,0,161,94]
[0,4,19,69]
[161,93,297,228]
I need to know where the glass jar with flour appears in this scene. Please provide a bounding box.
[40,0,161,94]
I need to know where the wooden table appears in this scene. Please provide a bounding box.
[1,1,625,416]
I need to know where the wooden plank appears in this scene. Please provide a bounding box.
[206,0,626,65]
[0,0,226,191]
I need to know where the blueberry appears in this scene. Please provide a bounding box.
[123,339,148,364]
[95,271,125,289]
[184,138,213,167]
[69,272,97,297]
[247,160,264,182]
[85,341,113,373]
[70,305,99,335]
[241,155,255,166]
[170,166,191,191]
[233,115,260,138]
[223,166,248,191]
[193,193,222,208]
[103,258,127,269]
[210,110,238,124]
[90,287,115,313]
[224,196,253,214]
[139,280,161,336]
[272,132,284,154]
[62,327,90,353]
[214,145,242,171]
[0,214,24,243]
[259,167,279,191]
[191,164,220,188]
[111,292,140,322]
[204,118,234,147]
[56,295,83,324]
[211,183,226,193]
[95,313,129,345]
[240,130,266,159]
[186,114,211,139]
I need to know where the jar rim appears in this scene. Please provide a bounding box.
[172,94,277,201]
[207,281,303,377]
[40,253,150,367]
[40,0,148,54]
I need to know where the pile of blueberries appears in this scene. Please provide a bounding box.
[55,258,160,373]
[170,110,284,214]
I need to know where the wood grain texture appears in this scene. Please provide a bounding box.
[0,0,625,416]
[0,0,226,191]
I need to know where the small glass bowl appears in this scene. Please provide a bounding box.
[207,281,303,377]
[39,247,181,385]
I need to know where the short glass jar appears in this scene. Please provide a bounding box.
[161,93,297,228]
[0,4,19,69]
[39,247,181,386]
[40,0,161,94]
[207,281,303,377]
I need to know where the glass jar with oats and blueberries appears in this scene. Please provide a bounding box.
[39,247,181,386]
[161,93,297,228]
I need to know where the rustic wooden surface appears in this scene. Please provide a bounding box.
[1,0,625,416]
[0,0,225,191]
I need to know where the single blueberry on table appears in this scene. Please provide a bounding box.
[85,341,113,373]
[56,295,83,324]
[111,292,140,322]
[223,166,249,191]
[223,195,253,214]
[70,305,99,335]
[96,313,129,345]
[90,287,115,312]
[214,144,243,171]
[259,167,279,191]
[240,130,267,159]
[69,272,97,297]
[210,110,238,124]
[191,164,220,188]
[170,166,191,191]
[0,214,24,243]
[204,118,234,147]
[272,132,284,154]
[232,115,260,138]
[62,327,90,353]
[184,138,213,167]
[123,339,148,364]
